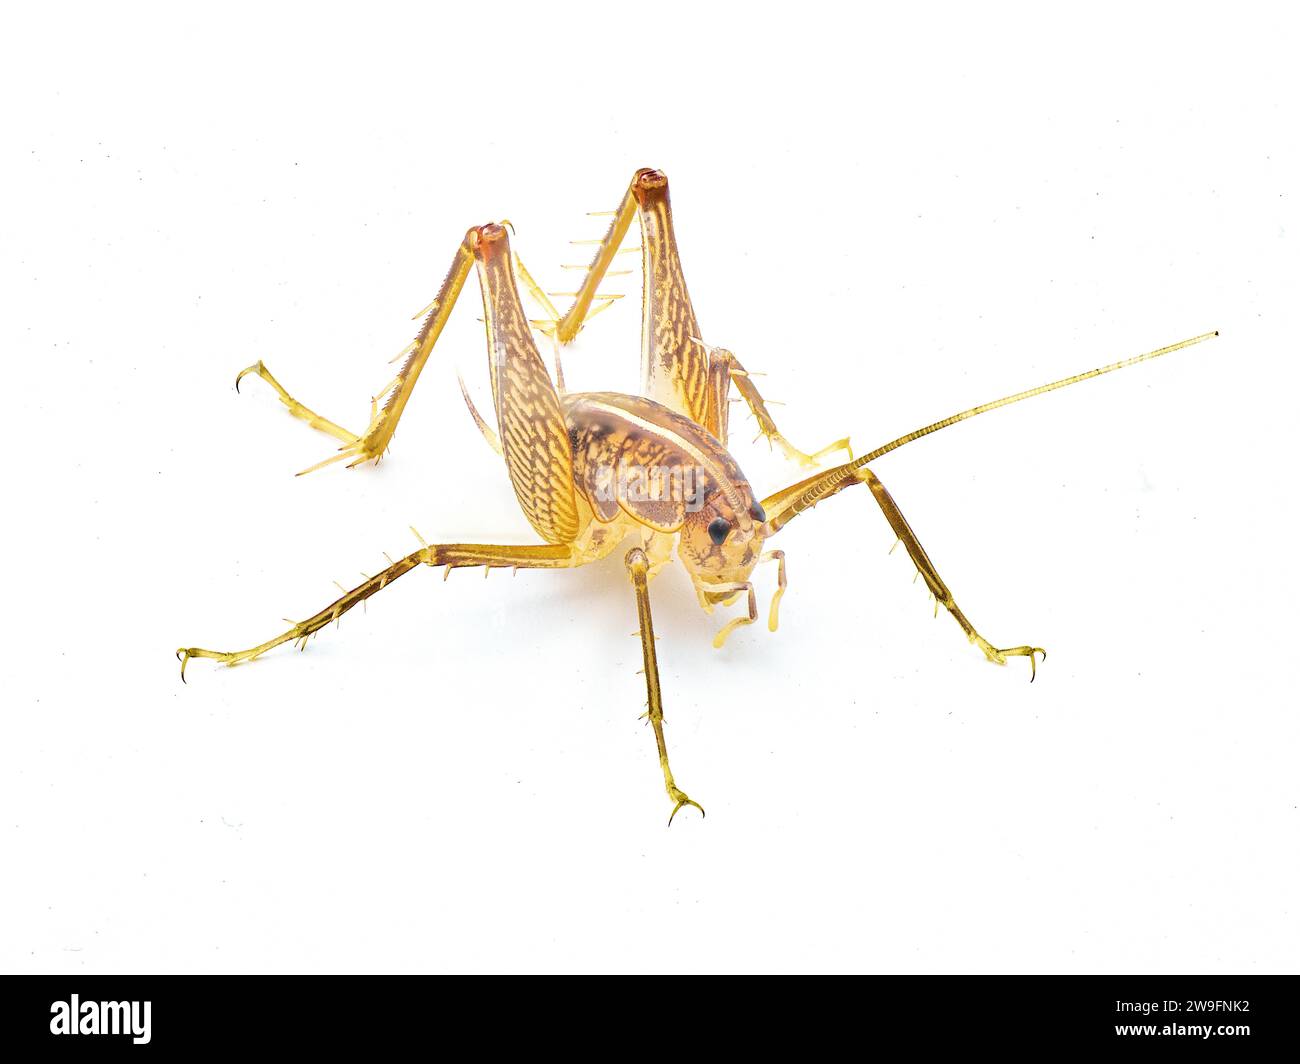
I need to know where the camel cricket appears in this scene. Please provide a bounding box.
[177,167,1217,823]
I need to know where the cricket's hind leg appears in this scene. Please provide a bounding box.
[626,547,704,825]
[548,171,644,345]
[701,345,852,467]
[235,360,361,448]
[235,234,477,475]
[176,540,578,681]
[859,468,1046,680]
[549,168,712,423]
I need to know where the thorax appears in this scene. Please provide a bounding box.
[562,391,749,528]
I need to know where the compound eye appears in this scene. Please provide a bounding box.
[707,517,731,545]
[750,503,767,523]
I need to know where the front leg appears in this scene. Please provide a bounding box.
[760,465,1045,677]
[763,464,1045,679]
[857,468,1046,678]
[626,548,704,825]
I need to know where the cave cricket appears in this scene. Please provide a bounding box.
[177,167,1218,823]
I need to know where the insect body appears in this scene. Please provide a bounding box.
[178,168,1217,822]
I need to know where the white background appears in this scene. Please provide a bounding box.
[2,2,1296,974]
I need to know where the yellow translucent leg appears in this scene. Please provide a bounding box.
[859,468,1046,680]
[702,346,733,441]
[554,184,640,344]
[512,251,561,326]
[704,345,852,466]
[177,541,577,681]
[551,169,712,423]
[472,223,584,546]
[626,548,704,825]
[761,550,786,632]
[512,251,574,390]
[705,580,758,649]
[234,361,360,447]
[236,236,477,475]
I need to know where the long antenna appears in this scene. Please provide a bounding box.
[764,330,1219,530]
[857,330,1219,467]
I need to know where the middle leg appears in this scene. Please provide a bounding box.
[177,540,578,680]
[859,467,1046,679]
[626,547,705,824]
